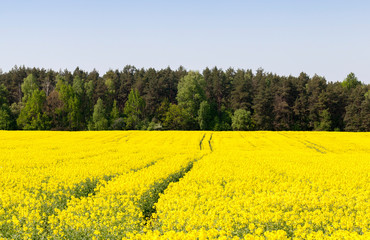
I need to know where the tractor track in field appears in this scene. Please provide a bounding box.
[29,134,212,237]
[141,133,215,225]
[27,159,160,237]
[140,152,211,224]
[199,133,214,151]
[208,133,213,151]
[278,132,328,154]
[199,133,206,150]
[239,132,256,147]
[70,159,158,199]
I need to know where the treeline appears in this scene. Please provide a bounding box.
[0,66,369,131]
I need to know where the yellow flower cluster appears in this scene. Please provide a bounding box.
[0,131,369,239]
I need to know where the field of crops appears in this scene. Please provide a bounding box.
[0,131,369,239]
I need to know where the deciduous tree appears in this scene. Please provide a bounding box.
[90,98,108,130]
[124,89,145,130]
[17,89,49,130]
[232,109,254,131]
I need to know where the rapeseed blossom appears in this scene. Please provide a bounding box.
[0,131,369,239]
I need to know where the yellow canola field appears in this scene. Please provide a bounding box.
[0,131,369,239]
[135,132,370,240]
[0,131,205,239]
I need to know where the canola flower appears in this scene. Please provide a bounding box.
[0,131,369,239]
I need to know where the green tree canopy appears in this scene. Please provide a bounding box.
[124,89,145,130]
[56,75,84,130]
[314,109,332,131]
[163,104,190,130]
[360,90,370,131]
[197,101,212,130]
[0,107,12,130]
[177,71,206,121]
[0,84,15,130]
[342,72,361,90]
[17,89,49,130]
[0,84,9,106]
[110,100,120,121]
[0,66,369,132]
[21,74,39,102]
[73,76,84,96]
[231,109,254,131]
[90,98,108,130]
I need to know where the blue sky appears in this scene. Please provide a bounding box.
[1,0,369,83]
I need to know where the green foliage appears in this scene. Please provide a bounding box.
[110,100,120,121]
[323,82,346,131]
[0,66,369,132]
[147,120,163,131]
[90,98,108,130]
[306,75,327,130]
[104,70,119,94]
[124,89,145,130]
[56,75,84,130]
[0,84,14,130]
[177,71,206,120]
[342,72,361,90]
[213,107,232,131]
[72,76,84,96]
[111,118,125,130]
[360,90,370,131]
[69,96,83,129]
[10,102,23,119]
[365,90,370,100]
[252,73,274,130]
[0,84,9,106]
[17,89,50,130]
[156,98,170,123]
[163,104,191,130]
[198,101,213,130]
[21,74,39,102]
[232,109,254,131]
[0,107,12,130]
[314,109,331,131]
[344,86,367,131]
[85,80,94,99]
[231,69,253,111]
[110,99,121,130]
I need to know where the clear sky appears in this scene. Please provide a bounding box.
[1,0,369,83]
